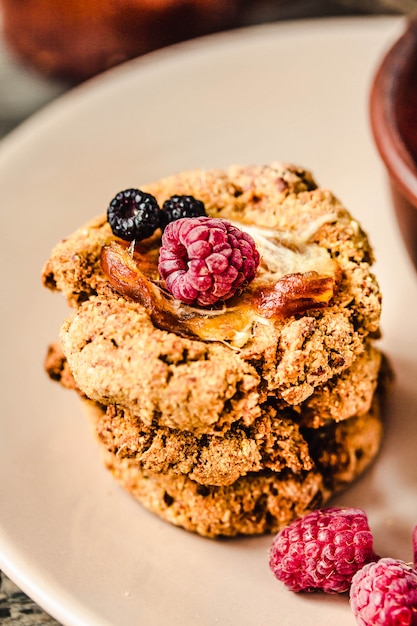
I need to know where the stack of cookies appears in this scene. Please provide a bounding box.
[42,163,388,538]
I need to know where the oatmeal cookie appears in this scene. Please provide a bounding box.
[94,403,314,486]
[44,340,386,487]
[57,299,382,433]
[43,163,382,427]
[42,162,386,536]
[80,390,384,538]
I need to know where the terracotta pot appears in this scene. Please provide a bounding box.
[370,19,417,272]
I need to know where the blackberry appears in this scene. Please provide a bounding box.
[160,195,207,231]
[107,188,160,241]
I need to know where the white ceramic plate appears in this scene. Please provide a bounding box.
[1,16,416,626]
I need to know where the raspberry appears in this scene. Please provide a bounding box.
[107,188,160,241]
[160,195,207,230]
[269,507,377,593]
[413,524,417,568]
[158,216,260,306]
[350,558,417,626]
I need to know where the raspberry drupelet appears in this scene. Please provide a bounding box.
[158,216,260,306]
[269,507,377,594]
[350,558,417,626]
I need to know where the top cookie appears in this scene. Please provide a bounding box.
[42,163,382,432]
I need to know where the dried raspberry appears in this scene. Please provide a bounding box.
[158,216,260,306]
[269,507,377,593]
[350,558,417,626]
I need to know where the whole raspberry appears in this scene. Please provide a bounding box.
[158,216,260,306]
[269,507,377,593]
[350,558,417,626]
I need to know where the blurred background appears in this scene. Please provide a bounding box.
[0,0,416,140]
[0,0,415,624]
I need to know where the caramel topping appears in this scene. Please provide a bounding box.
[100,217,341,347]
[253,271,338,319]
[100,241,197,339]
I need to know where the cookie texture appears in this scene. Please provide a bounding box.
[59,295,262,433]
[45,341,386,489]
[295,342,382,428]
[80,390,383,538]
[94,403,315,486]
[42,162,387,537]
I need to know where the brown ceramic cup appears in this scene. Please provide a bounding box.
[370,19,417,272]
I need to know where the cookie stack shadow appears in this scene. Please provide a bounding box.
[42,163,391,538]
